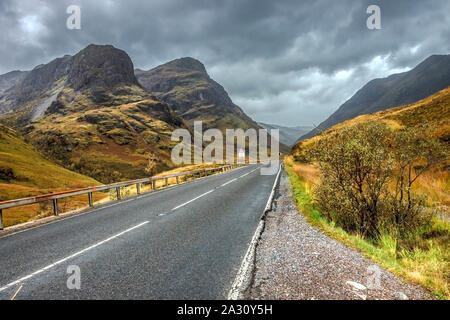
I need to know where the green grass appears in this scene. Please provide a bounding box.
[285,159,449,300]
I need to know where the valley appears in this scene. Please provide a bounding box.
[0,43,448,301]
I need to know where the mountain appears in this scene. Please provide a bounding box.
[0,44,189,183]
[258,122,313,147]
[0,45,148,122]
[292,87,450,159]
[0,70,29,93]
[135,57,289,153]
[135,57,260,131]
[300,54,450,140]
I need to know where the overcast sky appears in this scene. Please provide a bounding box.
[1,0,449,126]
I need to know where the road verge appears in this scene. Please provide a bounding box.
[227,162,282,300]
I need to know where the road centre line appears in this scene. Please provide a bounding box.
[220,178,237,187]
[171,167,260,211]
[171,190,215,211]
[0,221,149,293]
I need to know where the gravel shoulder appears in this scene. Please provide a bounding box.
[247,171,433,300]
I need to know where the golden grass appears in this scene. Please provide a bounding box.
[291,87,450,217]
[414,169,450,210]
[286,88,450,298]
[285,156,449,299]
[0,124,105,226]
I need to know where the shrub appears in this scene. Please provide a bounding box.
[311,121,444,240]
[0,166,16,182]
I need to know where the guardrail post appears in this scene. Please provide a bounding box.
[0,209,3,230]
[53,199,59,216]
[88,192,93,207]
[165,177,168,187]
[116,187,121,200]
[176,176,179,184]
[136,183,141,195]
[152,180,156,190]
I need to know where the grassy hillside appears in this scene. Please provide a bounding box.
[292,87,449,209]
[17,96,186,183]
[0,124,103,226]
[288,87,449,298]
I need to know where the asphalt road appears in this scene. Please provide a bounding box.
[0,163,279,299]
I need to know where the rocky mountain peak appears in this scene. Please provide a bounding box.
[68,44,139,91]
[135,57,236,116]
[168,57,208,73]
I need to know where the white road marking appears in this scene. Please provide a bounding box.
[220,178,237,187]
[0,165,247,240]
[238,168,259,178]
[0,221,149,293]
[171,166,260,211]
[228,163,282,300]
[171,190,214,211]
[220,168,258,187]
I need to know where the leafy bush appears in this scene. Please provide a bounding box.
[311,120,445,240]
[0,166,16,182]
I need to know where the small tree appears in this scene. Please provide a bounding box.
[311,121,393,238]
[311,120,445,240]
[388,126,445,236]
[145,153,158,176]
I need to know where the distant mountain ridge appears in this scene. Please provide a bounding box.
[258,122,313,147]
[0,70,29,94]
[300,54,450,140]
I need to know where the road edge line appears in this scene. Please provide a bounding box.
[227,162,282,300]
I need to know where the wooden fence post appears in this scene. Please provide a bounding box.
[136,183,141,195]
[53,199,59,216]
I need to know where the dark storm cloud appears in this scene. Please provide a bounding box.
[0,0,449,126]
